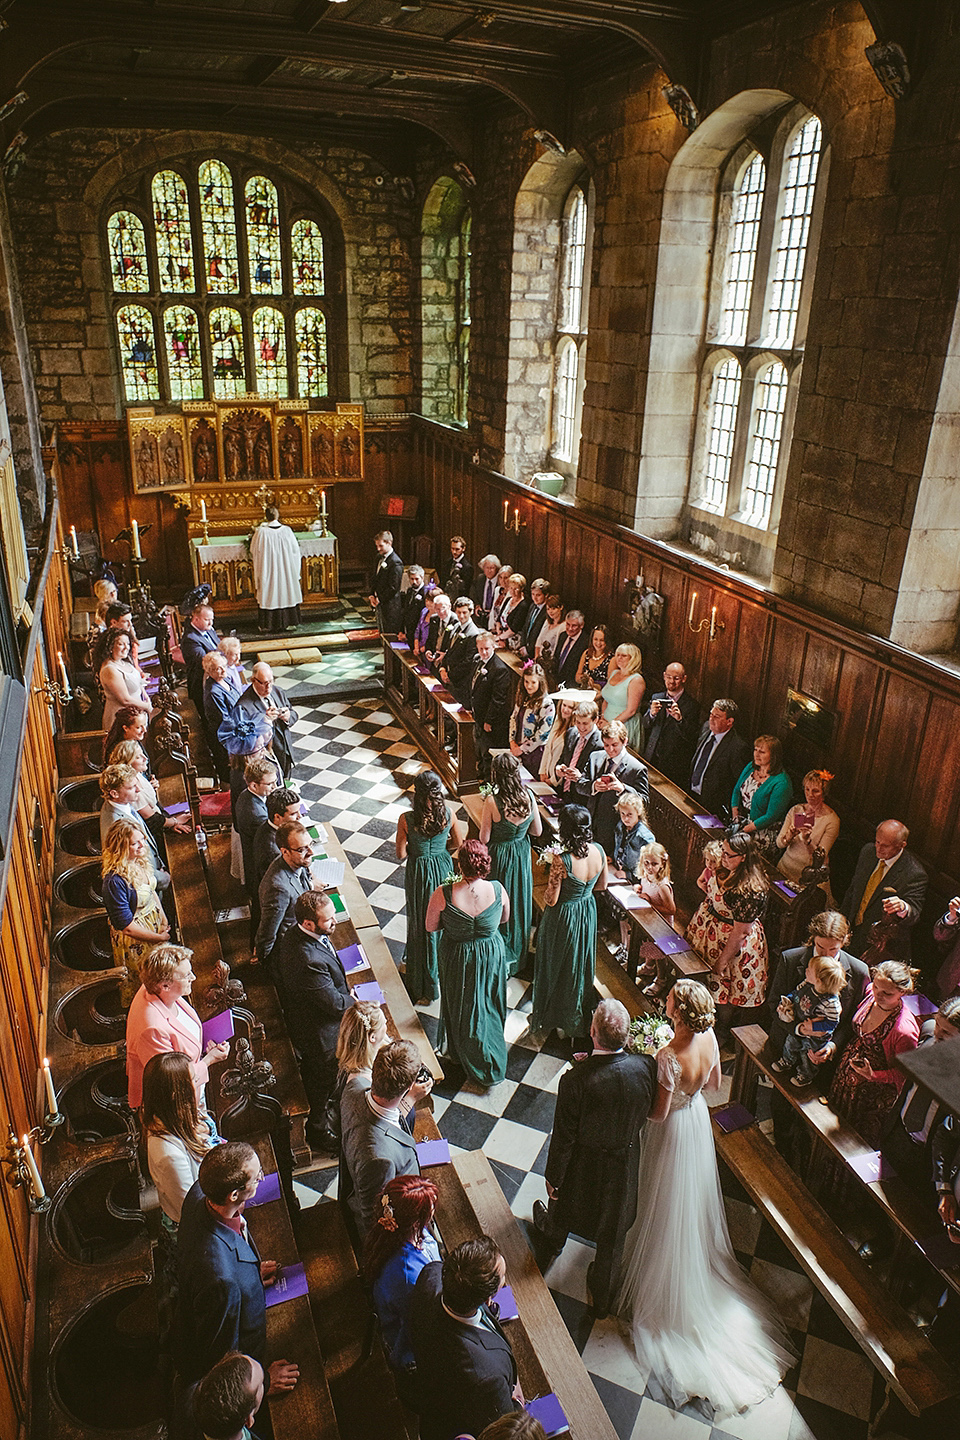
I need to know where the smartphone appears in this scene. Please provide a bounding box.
[415,1064,432,1085]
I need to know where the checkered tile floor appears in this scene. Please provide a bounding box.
[248,594,383,700]
[283,696,911,1440]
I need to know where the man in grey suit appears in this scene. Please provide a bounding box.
[238,661,299,782]
[575,721,649,855]
[339,1039,428,1244]
[99,763,171,893]
[254,820,318,967]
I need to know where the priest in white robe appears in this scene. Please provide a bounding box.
[250,506,303,633]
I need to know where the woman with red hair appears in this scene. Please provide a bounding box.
[365,1174,440,1396]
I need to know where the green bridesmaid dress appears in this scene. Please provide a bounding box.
[531,851,600,1037]
[487,806,536,976]
[402,816,452,1003]
[437,881,509,1087]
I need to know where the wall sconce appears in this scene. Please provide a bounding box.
[2,1057,65,1211]
[687,590,724,642]
[502,500,526,534]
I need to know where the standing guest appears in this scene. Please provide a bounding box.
[766,911,869,1085]
[687,832,769,1042]
[369,529,404,634]
[631,842,679,995]
[401,565,427,649]
[125,944,229,1110]
[770,954,847,1086]
[220,716,277,831]
[181,601,221,718]
[238,661,299,782]
[175,1142,300,1392]
[841,820,928,962]
[395,769,464,1006]
[508,663,555,777]
[218,635,248,692]
[203,650,242,786]
[103,703,152,769]
[933,894,960,999]
[99,762,170,893]
[828,960,920,1145]
[332,1001,391,1146]
[255,820,318,968]
[776,768,840,889]
[552,610,590,688]
[532,1000,657,1318]
[518,578,550,658]
[413,585,439,656]
[610,795,656,885]
[538,694,578,785]
[575,624,613,693]
[235,758,280,899]
[364,1175,441,1395]
[471,553,502,625]
[423,592,458,674]
[480,754,542,976]
[427,840,510,1090]
[479,1418,547,1440]
[530,804,606,1044]
[555,700,602,795]
[444,534,474,598]
[410,1237,522,1440]
[533,595,566,667]
[488,566,515,633]
[93,626,152,734]
[731,734,793,859]
[340,1040,427,1239]
[250,787,302,893]
[686,699,750,821]
[470,632,513,782]
[879,998,960,1192]
[249,505,302,633]
[103,602,144,672]
[493,573,530,648]
[273,891,353,1152]
[642,663,701,784]
[193,1352,266,1440]
[920,1005,960,1216]
[107,739,187,853]
[575,719,649,855]
[599,643,646,751]
[440,596,481,705]
[142,1051,219,1228]
[102,818,170,1004]
[94,576,119,606]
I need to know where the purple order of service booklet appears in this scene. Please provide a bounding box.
[264,1261,309,1307]
[201,1009,234,1047]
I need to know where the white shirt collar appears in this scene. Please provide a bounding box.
[366,1093,403,1126]
[441,1300,483,1326]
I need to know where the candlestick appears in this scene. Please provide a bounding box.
[131,519,142,559]
[688,591,697,625]
[69,525,79,558]
[42,1059,57,1119]
[56,651,71,700]
[200,498,207,524]
[21,1136,44,1202]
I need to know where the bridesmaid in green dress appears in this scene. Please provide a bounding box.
[530,804,607,1043]
[395,769,464,1005]
[425,839,511,1091]
[480,753,542,976]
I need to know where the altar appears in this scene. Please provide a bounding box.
[191,530,338,605]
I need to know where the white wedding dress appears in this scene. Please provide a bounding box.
[615,1037,794,1417]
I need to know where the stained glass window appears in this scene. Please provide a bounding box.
[253,306,287,396]
[107,211,149,293]
[199,159,239,294]
[152,170,195,293]
[246,175,282,294]
[209,306,246,399]
[117,305,160,401]
[291,219,325,295]
[163,305,204,401]
[295,307,328,397]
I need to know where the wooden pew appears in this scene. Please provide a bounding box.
[382,637,478,791]
[352,923,444,1082]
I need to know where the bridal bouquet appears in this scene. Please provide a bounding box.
[536,843,566,868]
[625,1015,674,1056]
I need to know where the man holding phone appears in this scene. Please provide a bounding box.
[642,662,700,783]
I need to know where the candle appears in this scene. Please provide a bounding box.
[503,499,509,526]
[42,1058,57,1118]
[56,651,71,700]
[320,489,327,515]
[131,519,141,559]
[68,525,79,558]
[514,507,519,529]
[710,605,717,638]
[688,590,697,625]
[21,1136,44,1201]
[200,498,207,524]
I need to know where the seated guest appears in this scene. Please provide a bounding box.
[552,609,590,688]
[932,1097,960,1237]
[470,631,513,782]
[126,943,229,1110]
[175,1142,300,1394]
[934,894,960,999]
[492,572,530,648]
[181,600,221,717]
[203,651,242,786]
[827,958,921,1145]
[340,1040,428,1241]
[599,642,646,751]
[364,1175,441,1398]
[413,584,439,656]
[255,820,317,967]
[518,578,549,658]
[401,564,427,648]
[508,662,555,776]
[575,720,649,854]
[440,595,481,705]
[555,700,602,795]
[238,661,298,782]
[273,891,353,1152]
[218,634,248,692]
[841,820,928,961]
[102,818,170,1005]
[776,768,840,891]
[575,624,612,693]
[642,662,701,784]
[410,1236,522,1440]
[882,995,960,1192]
[687,699,750,820]
[423,592,458,674]
[731,734,793,859]
[251,787,302,894]
[193,1352,267,1440]
[538,693,578,785]
[470,553,502,624]
[533,595,565,667]
[99,762,170,893]
[478,1417,547,1440]
[143,1051,219,1228]
[444,534,474,598]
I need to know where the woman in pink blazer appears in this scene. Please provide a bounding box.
[126,944,230,1109]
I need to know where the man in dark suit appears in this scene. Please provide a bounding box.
[274,891,353,1151]
[470,553,502,625]
[339,1040,426,1240]
[410,1236,522,1440]
[642,661,701,783]
[251,788,302,895]
[255,820,317,966]
[400,564,427,648]
[552,610,590,687]
[469,631,513,780]
[238,661,299,782]
[174,1142,299,1395]
[181,600,222,712]
[518,577,550,658]
[881,998,960,1192]
[555,701,603,796]
[440,596,481,705]
[443,534,474,598]
[368,529,404,634]
[576,721,650,855]
[532,999,657,1318]
[841,820,928,960]
[423,592,458,675]
[686,698,750,819]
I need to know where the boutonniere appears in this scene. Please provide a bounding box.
[478,665,488,676]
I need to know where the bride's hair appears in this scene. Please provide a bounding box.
[671,979,715,1033]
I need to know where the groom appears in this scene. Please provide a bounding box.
[532,999,657,1318]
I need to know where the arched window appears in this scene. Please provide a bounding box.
[548,181,590,475]
[553,339,580,461]
[106,155,337,404]
[766,117,822,347]
[742,360,788,526]
[421,176,471,425]
[717,153,765,345]
[701,356,742,513]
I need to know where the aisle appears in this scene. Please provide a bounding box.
[287,694,894,1440]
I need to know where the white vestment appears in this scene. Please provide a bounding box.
[250,521,303,610]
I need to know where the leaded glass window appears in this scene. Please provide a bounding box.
[742,361,788,527]
[559,187,587,334]
[246,176,282,294]
[717,152,765,346]
[210,306,246,398]
[199,159,239,294]
[548,178,591,475]
[291,219,325,295]
[164,305,204,401]
[295,308,328,398]
[108,211,149,293]
[701,357,741,514]
[117,305,160,401]
[253,306,287,397]
[553,340,579,461]
[767,117,822,347]
[152,170,195,293]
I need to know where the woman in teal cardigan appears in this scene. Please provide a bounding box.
[731,735,793,860]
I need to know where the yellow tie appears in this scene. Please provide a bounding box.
[855,861,885,926]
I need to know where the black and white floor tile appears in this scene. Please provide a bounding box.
[284,695,911,1440]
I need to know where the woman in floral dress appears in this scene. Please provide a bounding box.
[686,831,769,1042]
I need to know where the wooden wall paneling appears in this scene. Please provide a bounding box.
[751,612,805,744]
[910,693,960,873]
[870,673,931,830]
[797,632,844,712]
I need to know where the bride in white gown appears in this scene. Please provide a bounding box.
[616,979,794,1417]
